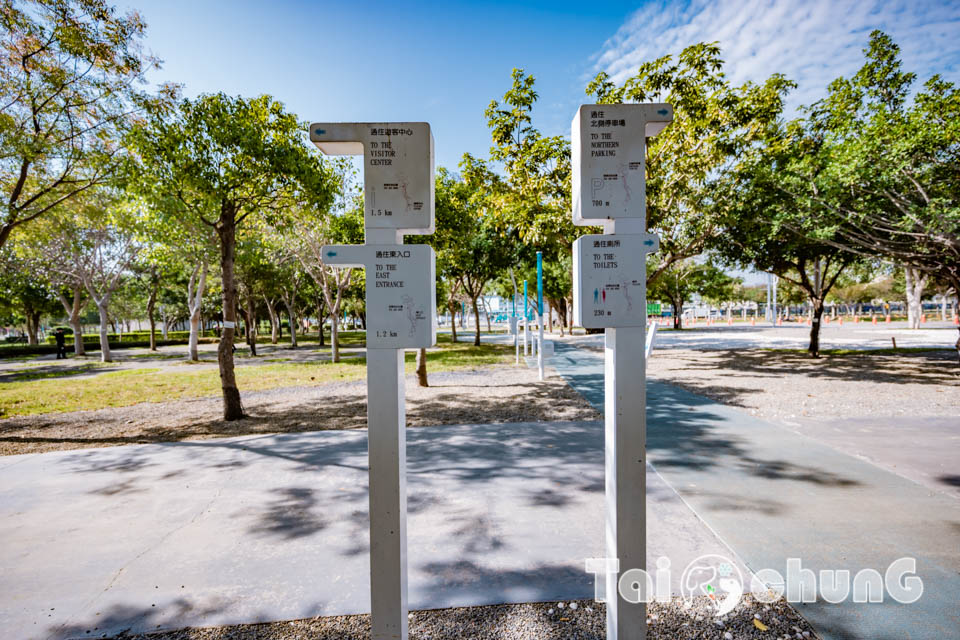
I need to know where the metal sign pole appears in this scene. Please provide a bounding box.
[537,251,545,381]
[310,122,436,640]
[511,274,520,365]
[523,280,529,357]
[571,104,672,640]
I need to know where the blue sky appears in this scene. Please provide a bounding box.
[121,0,960,171]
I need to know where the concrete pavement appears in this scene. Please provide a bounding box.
[0,420,745,640]
[551,342,960,640]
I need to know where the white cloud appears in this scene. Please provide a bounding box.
[593,0,960,112]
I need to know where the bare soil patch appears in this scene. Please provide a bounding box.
[0,365,598,456]
[646,348,960,422]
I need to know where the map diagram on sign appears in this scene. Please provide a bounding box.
[401,294,426,338]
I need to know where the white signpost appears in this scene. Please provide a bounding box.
[571,103,672,640]
[310,121,436,640]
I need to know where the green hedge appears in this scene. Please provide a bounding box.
[45,330,216,345]
[1,336,219,359]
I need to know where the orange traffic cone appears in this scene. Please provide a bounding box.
[750,317,755,326]
[921,314,927,324]
[872,317,877,325]
[953,315,958,326]
[839,317,844,326]
[885,316,891,323]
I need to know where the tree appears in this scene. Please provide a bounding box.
[35,189,140,361]
[287,196,362,363]
[428,168,473,344]
[474,69,578,326]
[52,190,138,361]
[0,0,165,250]
[0,249,60,343]
[129,93,336,420]
[481,69,572,249]
[774,32,959,309]
[440,164,517,346]
[137,193,217,360]
[276,254,305,349]
[11,228,89,353]
[586,43,795,287]
[647,259,735,329]
[715,135,859,357]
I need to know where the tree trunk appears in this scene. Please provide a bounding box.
[245,296,257,356]
[147,282,158,352]
[904,267,927,330]
[186,263,207,361]
[415,347,428,387]
[96,301,112,363]
[672,299,682,330]
[557,298,566,337]
[24,309,40,345]
[188,310,201,361]
[160,306,169,339]
[263,296,279,344]
[148,304,157,351]
[449,300,458,343]
[58,287,87,356]
[330,312,340,362]
[216,207,244,421]
[70,317,84,355]
[284,301,298,349]
[808,300,825,359]
[317,298,326,347]
[472,297,481,346]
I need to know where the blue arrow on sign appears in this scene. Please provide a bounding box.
[643,239,655,246]
[657,109,669,116]
[314,128,326,135]
[325,250,337,257]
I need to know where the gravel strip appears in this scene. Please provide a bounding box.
[102,597,819,640]
[0,366,600,456]
[644,348,959,423]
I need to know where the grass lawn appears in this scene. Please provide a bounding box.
[0,335,512,418]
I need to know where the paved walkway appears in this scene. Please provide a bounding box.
[591,323,960,352]
[3,339,956,639]
[551,342,960,640]
[0,421,743,640]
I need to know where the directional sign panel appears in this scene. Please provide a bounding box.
[322,244,436,349]
[573,233,659,328]
[309,122,434,234]
[571,104,672,225]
